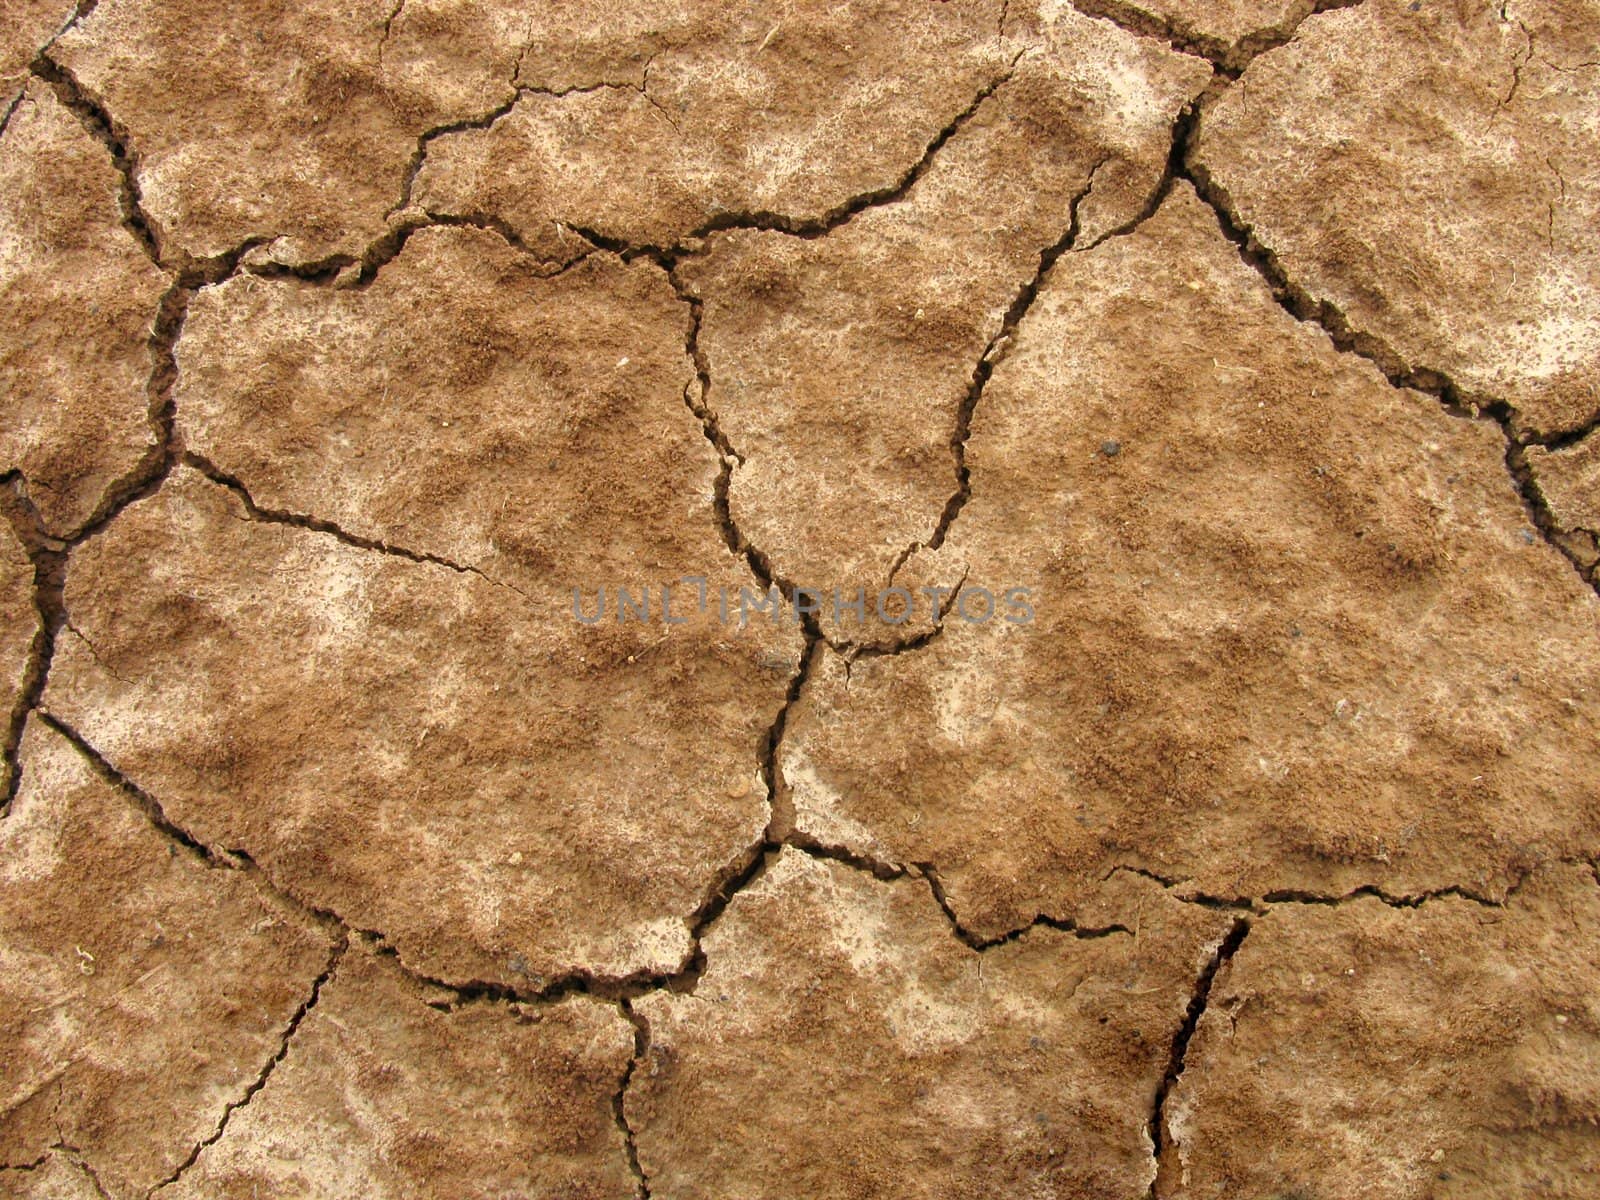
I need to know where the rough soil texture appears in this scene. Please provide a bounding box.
[0,80,169,537]
[1,718,335,1196]
[629,852,1235,1199]
[412,1,1016,254]
[1531,437,1600,571]
[43,463,799,988]
[162,945,637,1200]
[0,521,35,794]
[678,7,1209,642]
[3,0,1600,1197]
[783,185,1600,938]
[1194,0,1600,435]
[1167,864,1600,1198]
[1071,0,1315,69]
[0,2,68,115]
[49,0,524,267]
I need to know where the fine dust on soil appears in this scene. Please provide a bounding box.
[2,1,1600,1198]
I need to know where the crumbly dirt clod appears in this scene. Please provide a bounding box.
[0,80,169,536]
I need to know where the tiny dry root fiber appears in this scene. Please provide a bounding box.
[3,0,1600,1198]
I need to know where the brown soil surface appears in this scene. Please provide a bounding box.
[3,1,1599,1197]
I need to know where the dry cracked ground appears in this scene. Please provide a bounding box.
[3,0,1600,1197]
